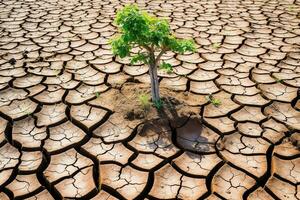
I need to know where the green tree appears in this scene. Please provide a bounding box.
[111,4,196,103]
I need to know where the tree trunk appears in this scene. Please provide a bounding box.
[149,63,160,102]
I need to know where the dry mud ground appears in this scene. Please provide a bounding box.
[0,0,300,199]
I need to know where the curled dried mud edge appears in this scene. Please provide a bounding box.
[101,83,233,199]
[87,82,210,199]
[2,81,298,199]
[102,83,298,200]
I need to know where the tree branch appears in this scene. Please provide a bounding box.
[155,49,166,66]
[142,45,151,52]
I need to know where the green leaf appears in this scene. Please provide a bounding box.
[138,93,150,110]
[162,36,196,54]
[159,61,173,74]
[110,36,131,58]
[212,43,221,49]
[211,98,221,107]
[206,94,221,107]
[130,53,149,64]
[153,99,163,110]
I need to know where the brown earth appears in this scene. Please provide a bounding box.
[0,0,300,199]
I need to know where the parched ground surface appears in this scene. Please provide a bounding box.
[0,0,300,199]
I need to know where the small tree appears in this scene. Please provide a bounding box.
[111,4,196,103]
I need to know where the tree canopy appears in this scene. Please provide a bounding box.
[111,4,196,67]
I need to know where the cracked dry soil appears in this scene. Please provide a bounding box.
[0,0,300,199]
